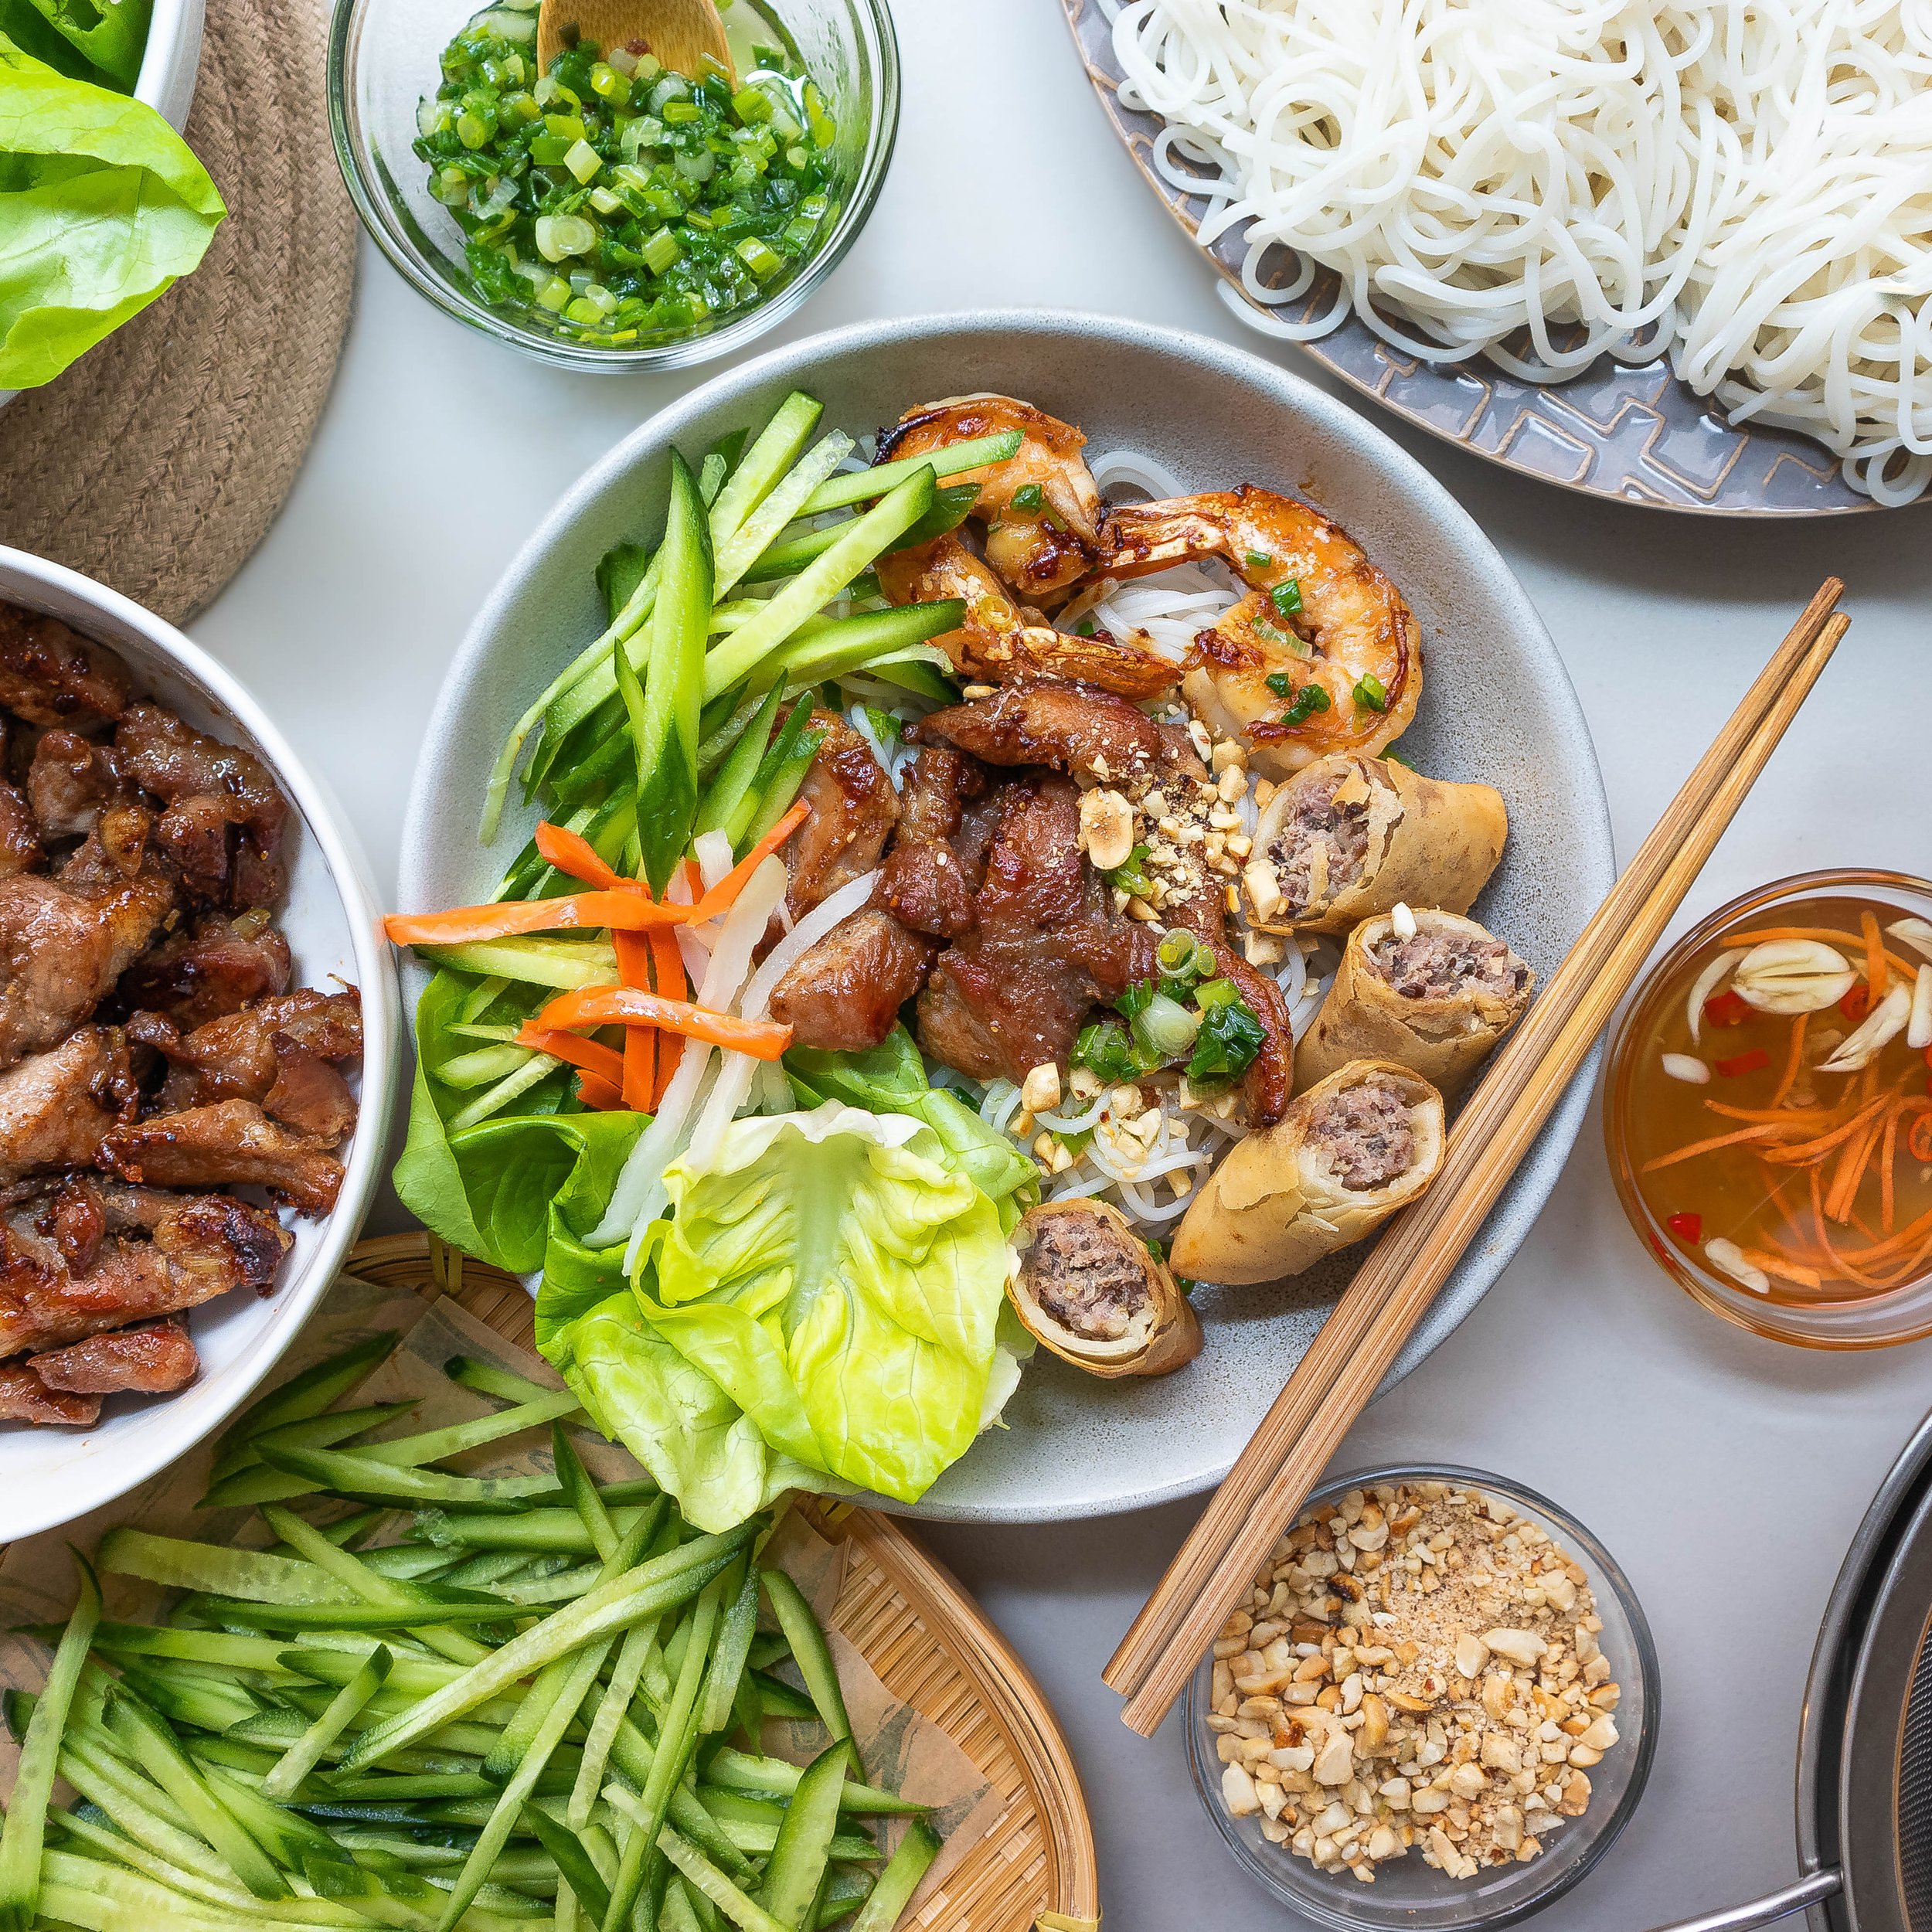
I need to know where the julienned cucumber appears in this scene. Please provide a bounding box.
[9,1344,940,1932]
[797,428,1021,515]
[703,466,940,702]
[634,447,715,892]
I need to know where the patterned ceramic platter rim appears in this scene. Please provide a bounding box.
[1062,0,1879,518]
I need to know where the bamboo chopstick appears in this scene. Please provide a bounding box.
[1105,580,1849,1736]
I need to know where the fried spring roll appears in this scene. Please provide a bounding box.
[1294,908,1532,1099]
[1242,753,1507,936]
[1171,1060,1444,1284]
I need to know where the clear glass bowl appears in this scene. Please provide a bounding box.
[1186,1465,1658,1931]
[328,0,898,370]
[1606,869,1932,1350]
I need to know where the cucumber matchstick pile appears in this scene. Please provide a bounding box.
[0,1334,937,1932]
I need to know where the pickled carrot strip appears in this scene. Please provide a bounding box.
[1705,1099,1836,1125]
[512,1027,625,1087]
[386,893,683,944]
[534,821,639,895]
[1640,1124,1781,1172]
[647,922,686,1108]
[536,987,791,1059]
[1735,1246,1823,1289]
[1770,1014,1810,1109]
[1863,910,1886,998]
[688,801,811,922]
[1824,1111,1886,1223]
[1883,1106,1900,1234]
[614,929,657,1112]
[1759,1095,1892,1165]
[1910,1112,1932,1165]
[576,1073,624,1111]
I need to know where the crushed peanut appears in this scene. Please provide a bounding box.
[1206,1482,1621,1883]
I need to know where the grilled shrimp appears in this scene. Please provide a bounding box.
[876,396,1102,606]
[876,533,1180,702]
[1095,488,1420,777]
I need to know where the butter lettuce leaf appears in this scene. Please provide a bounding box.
[641,1104,1012,1506]
[0,36,223,387]
[784,1028,1036,1220]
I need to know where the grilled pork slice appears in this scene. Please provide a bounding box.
[0,871,172,1070]
[0,1182,288,1357]
[26,729,128,841]
[102,1099,344,1214]
[917,774,1154,1083]
[0,782,41,876]
[116,703,291,909]
[0,1027,134,1182]
[0,1363,98,1425]
[873,748,984,940]
[121,910,294,1029]
[31,1317,198,1394]
[783,710,899,917]
[913,679,1172,789]
[769,910,934,1053]
[0,607,132,730]
[131,988,362,1144]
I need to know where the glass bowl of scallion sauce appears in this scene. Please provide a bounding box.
[328,0,896,368]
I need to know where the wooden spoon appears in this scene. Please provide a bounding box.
[536,0,732,80]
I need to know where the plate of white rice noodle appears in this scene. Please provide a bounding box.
[1070,0,1932,512]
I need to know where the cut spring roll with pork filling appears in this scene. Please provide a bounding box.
[1242,753,1507,936]
[1171,1060,1444,1284]
[1008,1199,1202,1379]
[1295,907,1532,1099]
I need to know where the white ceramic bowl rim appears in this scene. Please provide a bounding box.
[0,546,400,1544]
[401,308,1615,1522]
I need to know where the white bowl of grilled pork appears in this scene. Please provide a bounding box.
[0,548,398,1541]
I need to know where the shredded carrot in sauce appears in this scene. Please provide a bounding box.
[1863,910,1887,998]
[1770,1013,1809,1108]
[1640,1124,1781,1172]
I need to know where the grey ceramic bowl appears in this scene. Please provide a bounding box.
[397,309,1615,1524]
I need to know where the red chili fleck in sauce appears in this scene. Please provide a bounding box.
[1667,1212,1702,1243]
[1715,1048,1771,1079]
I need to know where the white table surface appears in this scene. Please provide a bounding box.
[183,0,1932,1923]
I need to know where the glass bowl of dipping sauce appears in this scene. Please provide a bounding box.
[1185,1466,1658,1931]
[1607,869,1932,1349]
[328,0,896,369]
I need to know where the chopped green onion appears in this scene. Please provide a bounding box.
[1244,550,1272,570]
[1354,671,1389,712]
[1270,579,1304,617]
[1280,682,1331,728]
[1264,670,1294,698]
[1010,482,1044,512]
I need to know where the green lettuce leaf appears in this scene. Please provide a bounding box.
[785,1028,1037,1221]
[395,966,645,1274]
[634,1103,1012,1509]
[0,36,223,388]
[12,0,148,90]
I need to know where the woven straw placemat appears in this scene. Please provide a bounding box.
[0,0,356,624]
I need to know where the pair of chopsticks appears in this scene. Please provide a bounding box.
[1104,578,1851,1736]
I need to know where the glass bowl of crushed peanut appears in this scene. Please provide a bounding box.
[1187,1468,1658,1928]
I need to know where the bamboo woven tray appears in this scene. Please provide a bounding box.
[347,1232,1102,1932]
